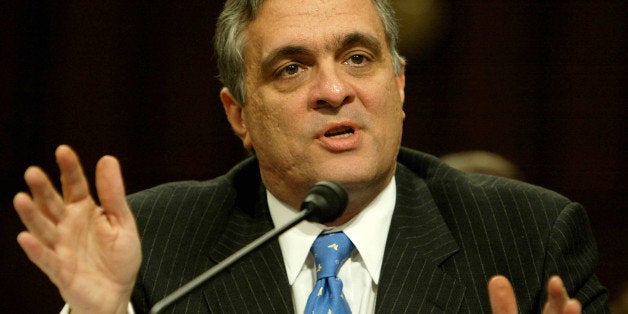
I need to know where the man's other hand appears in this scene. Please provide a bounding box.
[489,275,582,314]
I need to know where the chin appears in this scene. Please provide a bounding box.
[310,150,396,185]
[317,166,390,188]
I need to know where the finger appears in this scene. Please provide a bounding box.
[543,276,580,314]
[16,231,64,286]
[546,276,568,313]
[56,145,91,203]
[488,275,518,314]
[564,299,581,314]
[23,166,65,223]
[14,192,59,247]
[95,155,132,225]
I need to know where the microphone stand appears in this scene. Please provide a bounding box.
[149,206,314,314]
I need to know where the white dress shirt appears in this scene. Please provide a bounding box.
[268,178,396,314]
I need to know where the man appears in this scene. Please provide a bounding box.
[13,0,608,313]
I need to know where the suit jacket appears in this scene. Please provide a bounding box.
[128,147,608,313]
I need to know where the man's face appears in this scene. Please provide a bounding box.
[224,0,406,207]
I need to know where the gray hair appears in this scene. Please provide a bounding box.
[214,0,405,105]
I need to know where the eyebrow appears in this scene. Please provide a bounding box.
[261,46,312,76]
[259,32,383,76]
[335,32,383,56]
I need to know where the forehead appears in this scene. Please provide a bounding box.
[244,0,386,56]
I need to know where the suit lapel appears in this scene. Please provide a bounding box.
[376,164,465,313]
[201,182,294,313]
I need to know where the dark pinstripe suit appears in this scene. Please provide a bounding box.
[128,147,608,313]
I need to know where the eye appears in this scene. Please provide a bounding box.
[276,63,303,78]
[344,54,370,67]
[349,55,365,65]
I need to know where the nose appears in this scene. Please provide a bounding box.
[310,64,353,110]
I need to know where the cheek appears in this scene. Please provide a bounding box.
[361,80,405,143]
[361,79,404,115]
[244,99,297,147]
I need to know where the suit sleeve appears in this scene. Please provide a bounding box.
[542,202,609,313]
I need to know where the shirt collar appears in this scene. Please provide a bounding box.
[268,177,396,285]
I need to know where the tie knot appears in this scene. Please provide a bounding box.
[311,232,354,280]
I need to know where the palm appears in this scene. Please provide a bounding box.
[54,199,140,303]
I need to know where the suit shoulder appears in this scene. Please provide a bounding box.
[127,177,232,215]
[460,172,571,208]
[398,147,573,221]
[126,155,260,218]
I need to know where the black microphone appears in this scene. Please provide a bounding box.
[302,181,348,223]
[149,181,347,314]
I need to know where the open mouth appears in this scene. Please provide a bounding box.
[324,126,355,139]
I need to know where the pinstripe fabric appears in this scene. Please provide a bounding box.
[376,156,465,313]
[127,147,608,313]
[128,158,293,313]
[391,147,608,313]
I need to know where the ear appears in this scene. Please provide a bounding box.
[220,87,253,149]
[396,62,406,104]
[396,63,406,120]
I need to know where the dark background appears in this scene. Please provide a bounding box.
[1,1,625,312]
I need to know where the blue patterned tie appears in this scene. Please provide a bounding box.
[304,232,354,314]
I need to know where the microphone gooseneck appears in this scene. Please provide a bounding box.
[150,181,347,314]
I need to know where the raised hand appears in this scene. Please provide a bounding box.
[13,145,141,314]
[489,275,582,314]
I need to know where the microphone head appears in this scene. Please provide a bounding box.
[301,181,348,223]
